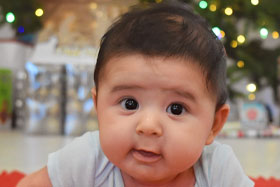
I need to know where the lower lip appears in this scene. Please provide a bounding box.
[132,149,162,163]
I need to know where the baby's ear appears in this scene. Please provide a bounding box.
[91,87,97,110]
[206,104,230,145]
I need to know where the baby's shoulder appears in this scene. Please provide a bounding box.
[48,131,115,186]
[196,141,234,175]
[194,141,254,187]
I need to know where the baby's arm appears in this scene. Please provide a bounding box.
[17,166,52,187]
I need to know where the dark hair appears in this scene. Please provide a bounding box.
[94,1,228,110]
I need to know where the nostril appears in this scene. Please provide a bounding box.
[152,132,158,136]
[137,129,144,135]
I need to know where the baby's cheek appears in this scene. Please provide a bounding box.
[100,135,119,162]
[100,128,131,162]
[166,141,204,170]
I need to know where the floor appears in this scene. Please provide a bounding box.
[0,129,280,179]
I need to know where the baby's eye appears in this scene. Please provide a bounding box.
[166,103,186,115]
[120,98,139,110]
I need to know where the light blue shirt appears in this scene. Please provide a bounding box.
[48,131,254,187]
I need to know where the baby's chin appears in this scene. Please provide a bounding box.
[121,166,177,186]
[124,172,168,186]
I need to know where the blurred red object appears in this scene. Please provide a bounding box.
[251,176,280,187]
[0,171,25,187]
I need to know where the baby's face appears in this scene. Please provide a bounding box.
[94,54,219,185]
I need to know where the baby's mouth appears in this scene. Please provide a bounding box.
[132,149,162,163]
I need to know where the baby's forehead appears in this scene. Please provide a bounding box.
[103,54,205,77]
[102,54,214,93]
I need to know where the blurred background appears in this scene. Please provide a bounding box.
[0,0,280,184]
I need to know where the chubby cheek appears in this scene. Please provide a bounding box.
[170,142,203,167]
[98,115,133,165]
[164,130,207,171]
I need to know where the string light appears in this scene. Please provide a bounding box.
[199,1,208,9]
[251,0,259,6]
[212,27,222,39]
[18,26,24,33]
[209,4,217,12]
[6,12,15,23]
[237,35,246,44]
[272,31,279,39]
[225,7,233,16]
[248,93,256,100]
[231,40,238,48]
[220,30,225,38]
[237,60,244,68]
[35,8,43,17]
[246,83,257,93]
[260,27,268,39]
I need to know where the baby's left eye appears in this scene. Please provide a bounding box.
[166,103,186,115]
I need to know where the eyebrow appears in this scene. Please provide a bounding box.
[110,85,143,93]
[110,84,196,102]
[172,90,196,103]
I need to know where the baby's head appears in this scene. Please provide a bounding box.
[92,1,230,186]
[94,1,227,111]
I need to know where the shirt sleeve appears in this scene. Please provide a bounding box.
[47,131,99,187]
[209,143,254,187]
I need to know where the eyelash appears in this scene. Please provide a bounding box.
[118,96,135,104]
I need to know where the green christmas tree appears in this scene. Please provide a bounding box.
[140,0,280,103]
[0,0,43,43]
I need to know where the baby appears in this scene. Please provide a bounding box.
[19,1,254,187]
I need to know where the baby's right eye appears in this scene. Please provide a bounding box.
[120,98,139,110]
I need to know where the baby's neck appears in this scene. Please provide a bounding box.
[121,167,195,187]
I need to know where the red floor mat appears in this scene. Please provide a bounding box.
[0,171,25,187]
[1,170,280,187]
[251,177,280,187]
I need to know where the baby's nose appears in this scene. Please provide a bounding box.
[135,111,163,137]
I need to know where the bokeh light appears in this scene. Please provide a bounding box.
[35,8,43,17]
[246,83,257,93]
[199,1,208,9]
[248,93,256,100]
[90,2,98,9]
[220,30,225,38]
[6,12,15,23]
[237,35,246,44]
[209,4,217,12]
[251,0,259,5]
[231,40,238,48]
[260,28,268,39]
[272,31,279,39]
[225,7,233,16]
[237,60,244,68]
[18,26,24,33]
[212,27,222,39]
